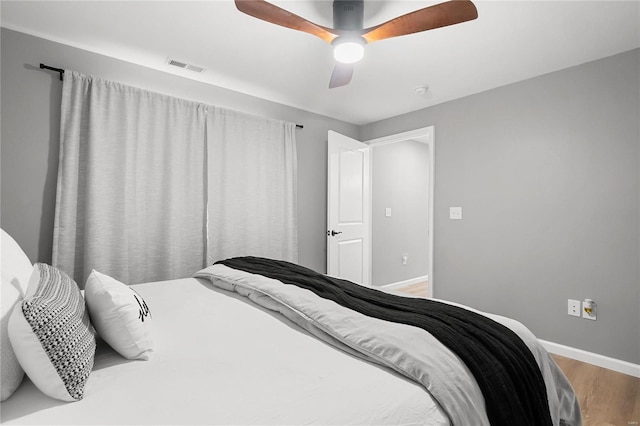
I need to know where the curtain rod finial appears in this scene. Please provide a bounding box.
[39,63,64,81]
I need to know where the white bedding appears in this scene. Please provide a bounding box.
[1,276,448,425]
[195,263,582,426]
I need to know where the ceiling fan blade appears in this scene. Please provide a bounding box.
[362,0,478,43]
[235,0,338,44]
[329,64,354,89]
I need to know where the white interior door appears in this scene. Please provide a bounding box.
[327,130,370,286]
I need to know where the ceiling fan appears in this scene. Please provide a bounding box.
[234,0,478,88]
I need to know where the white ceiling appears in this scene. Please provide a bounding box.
[2,1,639,125]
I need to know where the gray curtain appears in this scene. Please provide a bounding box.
[54,71,207,284]
[53,71,297,285]
[206,107,298,264]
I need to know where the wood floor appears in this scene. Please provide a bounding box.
[553,354,640,426]
[395,282,640,426]
[396,280,429,297]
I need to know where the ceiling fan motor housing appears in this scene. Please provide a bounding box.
[333,0,364,31]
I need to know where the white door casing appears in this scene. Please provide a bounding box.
[327,131,371,286]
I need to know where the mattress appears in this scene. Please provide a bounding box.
[1,276,448,425]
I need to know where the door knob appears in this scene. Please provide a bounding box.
[328,230,342,236]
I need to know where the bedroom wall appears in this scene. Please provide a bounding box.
[361,49,640,365]
[0,28,359,276]
[371,140,429,286]
[2,28,638,365]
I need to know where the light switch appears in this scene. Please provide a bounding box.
[449,207,462,220]
[385,208,392,217]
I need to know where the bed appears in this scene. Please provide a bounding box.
[1,233,581,425]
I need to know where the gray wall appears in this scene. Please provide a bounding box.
[0,28,359,274]
[371,140,429,286]
[2,27,638,364]
[362,49,640,364]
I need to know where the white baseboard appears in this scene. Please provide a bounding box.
[380,275,429,291]
[539,339,640,378]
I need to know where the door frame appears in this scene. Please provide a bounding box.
[365,126,435,297]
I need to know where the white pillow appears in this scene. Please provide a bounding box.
[85,270,153,360]
[8,263,96,402]
[0,229,32,401]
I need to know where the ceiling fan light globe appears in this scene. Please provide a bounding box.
[333,42,364,64]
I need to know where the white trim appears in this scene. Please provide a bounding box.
[365,126,435,298]
[539,339,640,378]
[380,275,429,291]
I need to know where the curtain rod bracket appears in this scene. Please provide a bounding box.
[39,63,64,81]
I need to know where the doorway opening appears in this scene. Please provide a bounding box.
[366,126,434,297]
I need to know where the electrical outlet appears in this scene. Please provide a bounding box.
[567,299,581,317]
[582,299,597,320]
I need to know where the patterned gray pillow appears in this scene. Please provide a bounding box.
[8,263,96,401]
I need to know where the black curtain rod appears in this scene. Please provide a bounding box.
[39,63,304,129]
[39,63,64,81]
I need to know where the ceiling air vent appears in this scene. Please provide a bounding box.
[167,58,205,73]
